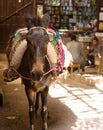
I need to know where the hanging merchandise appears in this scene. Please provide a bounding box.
[37,5,43,18]
[87,0,90,7]
[91,0,96,5]
[69,0,72,6]
[52,0,60,6]
[78,0,82,7]
[18,0,21,3]
[82,0,86,7]
[84,0,88,6]
[61,0,69,6]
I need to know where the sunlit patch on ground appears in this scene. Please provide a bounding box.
[49,78,103,130]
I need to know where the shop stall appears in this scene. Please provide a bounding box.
[36,0,97,43]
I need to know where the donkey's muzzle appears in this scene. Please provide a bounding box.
[31,71,43,81]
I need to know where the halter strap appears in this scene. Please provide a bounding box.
[10,63,57,81]
[11,67,31,81]
[29,26,47,32]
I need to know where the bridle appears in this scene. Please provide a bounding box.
[10,56,57,81]
[11,65,57,81]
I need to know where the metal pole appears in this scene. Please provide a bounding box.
[32,0,36,15]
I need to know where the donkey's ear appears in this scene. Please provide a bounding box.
[24,12,32,20]
[24,13,34,29]
[41,13,50,28]
[32,15,42,26]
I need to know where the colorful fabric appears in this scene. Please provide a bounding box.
[6,28,28,68]
[47,28,64,72]
[47,42,58,65]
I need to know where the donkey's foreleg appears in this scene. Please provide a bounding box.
[25,87,37,130]
[35,92,40,113]
[29,103,35,130]
[41,87,49,130]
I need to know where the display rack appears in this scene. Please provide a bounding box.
[97,0,103,32]
[44,0,97,30]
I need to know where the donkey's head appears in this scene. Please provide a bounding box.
[26,27,50,81]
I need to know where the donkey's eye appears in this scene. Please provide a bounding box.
[42,45,47,53]
[42,49,46,55]
[32,43,36,50]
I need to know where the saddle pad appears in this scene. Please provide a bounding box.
[47,42,58,66]
[10,39,27,69]
[7,28,28,69]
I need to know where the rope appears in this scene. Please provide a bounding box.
[11,65,57,81]
[43,66,57,76]
[11,67,31,80]
[29,26,47,31]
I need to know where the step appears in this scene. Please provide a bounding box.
[70,72,103,87]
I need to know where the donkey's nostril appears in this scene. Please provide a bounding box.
[31,71,43,81]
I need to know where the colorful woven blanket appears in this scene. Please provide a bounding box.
[47,28,64,72]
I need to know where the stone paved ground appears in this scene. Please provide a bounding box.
[1,53,103,130]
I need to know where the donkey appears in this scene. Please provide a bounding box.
[18,27,53,130]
